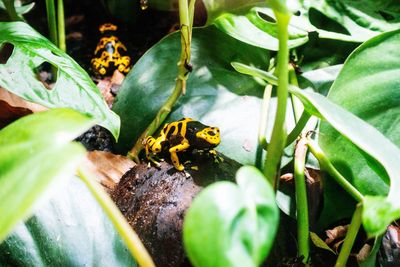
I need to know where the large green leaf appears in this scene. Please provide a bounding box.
[0,176,136,266]
[183,166,279,267]
[113,26,292,165]
[0,108,95,242]
[319,29,400,235]
[101,0,140,25]
[291,87,400,236]
[0,0,35,15]
[212,0,400,51]
[0,22,120,139]
[233,46,400,236]
[299,64,342,96]
[213,6,309,51]
[303,0,400,42]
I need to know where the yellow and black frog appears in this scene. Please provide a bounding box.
[91,23,131,76]
[145,118,221,171]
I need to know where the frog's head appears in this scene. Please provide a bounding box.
[195,126,220,147]
[99,23,117,34]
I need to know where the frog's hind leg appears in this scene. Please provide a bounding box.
[117,56,131,74]
[169,139,190,171]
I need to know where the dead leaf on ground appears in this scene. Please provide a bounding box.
[81,151,135,193]
[326,225,349,245]
[357,243,372,264]
[66,14,85,26]
[95,70,125,107]
[0,87,47,128]
[66,32,83,41]
[280,173,293,182]
[325,225,349,253]
[279,167,322,228]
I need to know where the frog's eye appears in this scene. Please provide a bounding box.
[207,130,216,136]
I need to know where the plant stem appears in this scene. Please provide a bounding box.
[294,135,310,265]
[188,0,196,29]
[289,65,302,123]
[128,0,194,162]
[128,80,184,162]
[335,203,362,267]
[3,0,22,21]
[258,84,273,150]
[57,0,66,52]
[263,9,290,189]
[286,112,311,146]
[307,139,364,202]
[45,0,58,47]
[178,0,192,95]
[77,167,155,267]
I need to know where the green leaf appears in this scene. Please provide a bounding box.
[101,0,140,25]
[203,0,264,23]
[0,0,35,15]
[0,108,95,242]
[213,6,309,51]
[113,26,295,165]
[0,22,120,139]
[183,166,279,267]
[232,38,400,236]
[0,176,136,266]
[299,64,342,96]
[310,232,336,254]
[303,0,400,42]
[318,29,400,234]
[290,87,400,235]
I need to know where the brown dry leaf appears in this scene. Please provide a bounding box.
[326,225,349,253]
[0,87,47,128]
[305,167,322,227]
[96,70,125,107]
[66,15,85,26]
[280,173,293,182]
[66,32,83,41]
[81,151,135,193]
[357,243,372,264]
[110,69,125,85]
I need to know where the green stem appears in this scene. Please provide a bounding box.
[335,203,363,267]
[289,65,302,123]
[77,167,155,267]
[178,0,192,95]
[263,9,290,189]
[188,0,196,29]
[3,0,22,21]
[286,111,311,146]
[128,0,194,161]
[294,135,310,265]
[45,0,58,47]
[258,84,273,150]
[307,139,364,202]
[57,0,66,52]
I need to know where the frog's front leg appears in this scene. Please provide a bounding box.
[91,57,107,75]
[169,140,190,171]
[145,136,164,167]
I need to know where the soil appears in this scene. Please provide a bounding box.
[112,151,241,267]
